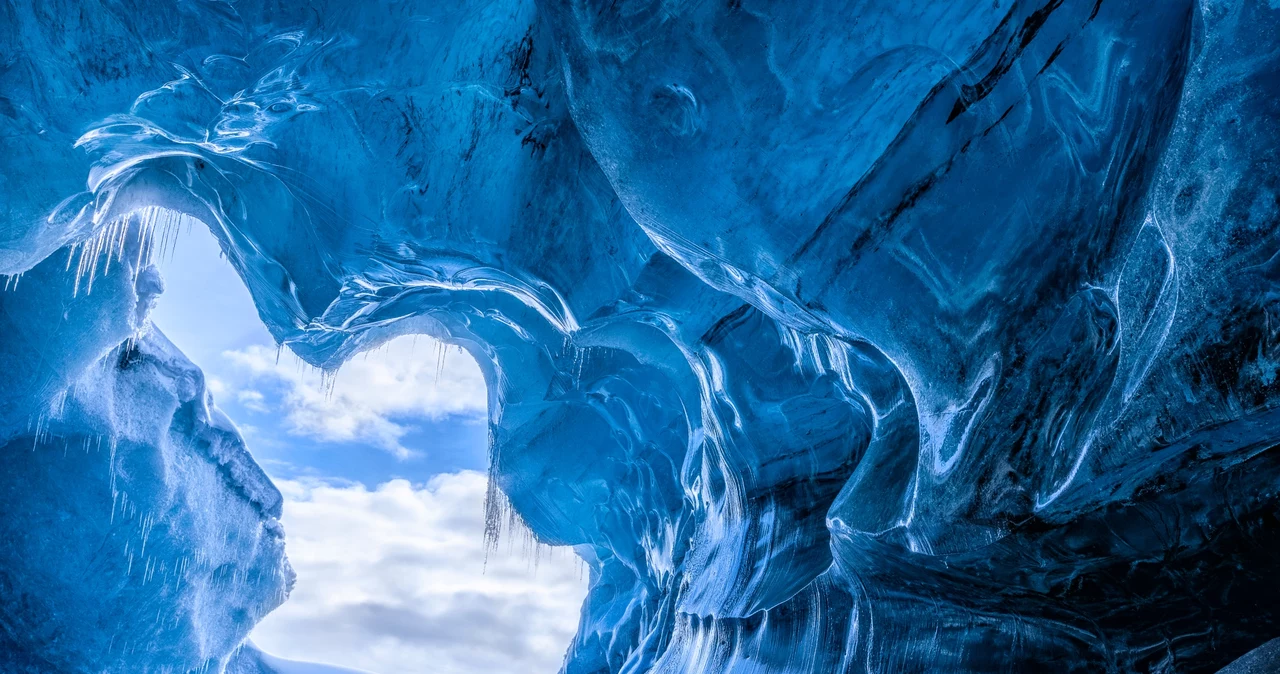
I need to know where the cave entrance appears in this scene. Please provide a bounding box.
[149,219,587,672]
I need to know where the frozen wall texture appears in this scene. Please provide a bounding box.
[2,0,1280,672]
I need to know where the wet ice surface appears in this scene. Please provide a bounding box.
[3,0,1280,673]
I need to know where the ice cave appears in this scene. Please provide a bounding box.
[3,0,1280,672]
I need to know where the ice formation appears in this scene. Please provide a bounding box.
[2,0,1280,672]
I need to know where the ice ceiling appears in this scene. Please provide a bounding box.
[2,0,1280,672]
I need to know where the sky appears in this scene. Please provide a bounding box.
[149,222,587,673]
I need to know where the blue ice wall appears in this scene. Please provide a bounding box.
[2,0,1280,672]
[0,224,291,672]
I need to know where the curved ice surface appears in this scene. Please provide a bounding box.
[2,0,1280,672]
[228,644,372,674]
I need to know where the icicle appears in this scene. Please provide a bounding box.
[68,206,189,296]
[435,339,448,383]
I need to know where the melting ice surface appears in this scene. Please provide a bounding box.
[3,0,1280,672]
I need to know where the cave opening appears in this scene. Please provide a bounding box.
[145,215,588,673]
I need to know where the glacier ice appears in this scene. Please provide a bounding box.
[228,644,371,674]
[2,0,1280,672]
[0,227,291,672]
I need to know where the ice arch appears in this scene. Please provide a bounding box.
[3,1,1280,673]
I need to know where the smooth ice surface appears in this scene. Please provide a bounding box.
[3,1,1280,673]
[229,645,372,674]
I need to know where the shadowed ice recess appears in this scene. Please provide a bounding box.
[3,0,1280,672]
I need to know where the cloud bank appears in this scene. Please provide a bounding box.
[250,471,588,674]
[224,337,489,458]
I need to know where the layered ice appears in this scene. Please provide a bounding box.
[3,0,1280,672]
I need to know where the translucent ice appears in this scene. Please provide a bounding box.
[3,0,1280,672]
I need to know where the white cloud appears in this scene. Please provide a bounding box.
[223,337,488,458]
[250,472,588,674]
[237,389,269,412]
[207,376,228,395]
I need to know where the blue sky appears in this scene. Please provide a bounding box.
[149,222,585,674]
[149,225,490,486]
